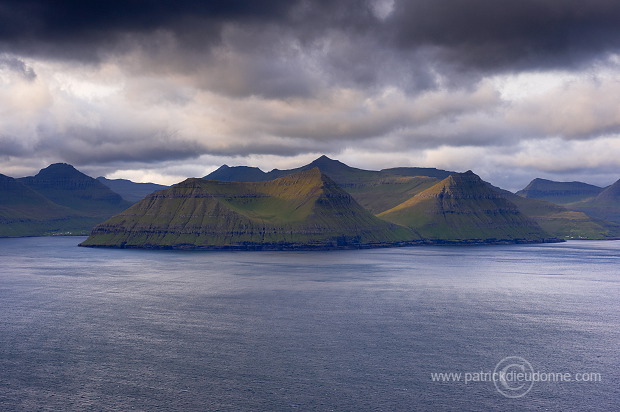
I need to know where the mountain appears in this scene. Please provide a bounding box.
[205,164,270,182]
[565,179,620,224]
[1,163,134,237]
[205,155,455,185]
[97,177,168,203]
[379,167,453,180]
[205,155,453,214]
[495,186,620,240]
[19,163,132,218]
[203,156,615,240]
[0,173,94,237]
[516,178,603,204]
[514,177,620,236]
[378,171,554,243]
[204,155,380,182]
[80,168,418,250]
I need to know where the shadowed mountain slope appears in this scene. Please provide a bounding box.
[379,167,453,180]
[206,155,454,184]
[205,165,270,182]
[495,186,620,240]
[378,171,554,243]
[97,177,168,203]
[565,178,620,224]
[81,168,418,250]
[516,178,603,204]
[1,163,134,237]
[0,173,95,236]
[19,163,132,218]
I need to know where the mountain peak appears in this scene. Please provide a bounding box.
[440,171,487,194]
[205,164,268,182]
[308,155,343,167]
[18,163,130,216]
[34,163,89,180]
[313,154,332,162]
[378,170,550,242]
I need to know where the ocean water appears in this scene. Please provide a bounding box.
[0,237,618,411]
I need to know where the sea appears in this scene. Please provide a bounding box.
[0,237,618,411]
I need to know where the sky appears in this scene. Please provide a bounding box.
[1,0,620,191]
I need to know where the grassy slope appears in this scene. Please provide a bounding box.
[378,171,552,242]
[81,168,417,249]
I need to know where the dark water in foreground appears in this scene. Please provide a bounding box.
[0,237,618,411]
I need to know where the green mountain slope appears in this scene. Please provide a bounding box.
[80,168,418,250]
[516,178,603,204]
[378,171,554,243]
[97,177,168,203]
[19,163,132,218]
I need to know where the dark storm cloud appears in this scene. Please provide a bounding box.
[390,0,620,72]
[0,0,295,61]
[3,0,620,75]
[0,0,292,41]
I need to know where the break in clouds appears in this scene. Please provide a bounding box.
[1,0,620,189]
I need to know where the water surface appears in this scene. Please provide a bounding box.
[1,237,618,411]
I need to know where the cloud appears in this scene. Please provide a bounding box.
[1,1,620,188]
[391,0,620,73]
[0,54,36,80]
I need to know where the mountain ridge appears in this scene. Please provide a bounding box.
[206,156,618,240]
[516,178,603,204]
[80,168,419,250]
[96,176,168,203]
